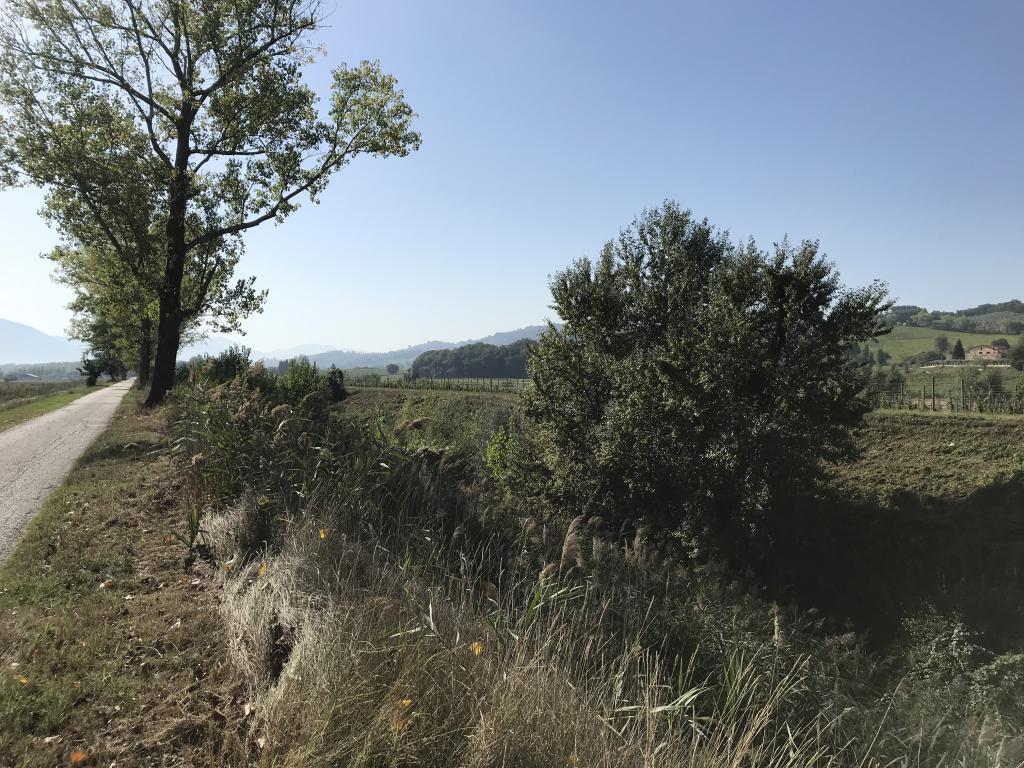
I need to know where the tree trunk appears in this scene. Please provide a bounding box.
[137,317,152,388]
[145,110,192,407]
[146,306,181,405]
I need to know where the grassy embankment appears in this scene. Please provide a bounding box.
[5,381,1023,765]
[0,380,94,432]
[169,375,1024,766]
[0,390,248,767]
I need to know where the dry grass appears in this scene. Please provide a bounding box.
[0,391,250,767]
[207,509,827,768]
[830,411,1024,502]
[169,372,1024,768]
[204,502,1024,768]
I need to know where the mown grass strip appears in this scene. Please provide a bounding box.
[0,390,249,766]
[0,385,95,433]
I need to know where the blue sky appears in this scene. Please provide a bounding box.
[1,0,1021,352]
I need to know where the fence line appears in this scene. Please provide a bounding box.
[347,376,530,394]
[866,376,1024,414]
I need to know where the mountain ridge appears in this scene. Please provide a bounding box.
[0,319,85,365]
[1,318,552,367]
[300,325,551,368]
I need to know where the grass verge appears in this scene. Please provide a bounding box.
[0,385,96,433]
[0,389,249,767]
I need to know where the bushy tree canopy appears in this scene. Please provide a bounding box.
[523,203,890,558]
[411,340,534,379]
[1010,338,1024,372]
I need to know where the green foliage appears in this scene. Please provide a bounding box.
[203,345,253,385]
[385,363,400,376]
[411,339,534,379]
[181,348,343,408]
[0,0,420,403]
[78,350,125,386]
[881,304,927,326]
[277,358,323,405]
[1011,337,1024,372]
[896,612,1024,726]
[522,203,890,557]
[953,338,966,359]
[325,366,347,403]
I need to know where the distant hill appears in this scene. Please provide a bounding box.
[463,325,549,347]
[872,325,1020,364]
[302,325,550,369]
[265,343,336,359]
[180,338,336,360]
[1,319,552,369]
[881,300,1024,335]
[0,319,85,365]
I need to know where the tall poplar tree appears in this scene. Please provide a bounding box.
[0,0,420,404]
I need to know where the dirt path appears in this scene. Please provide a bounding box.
[0,379,133,561]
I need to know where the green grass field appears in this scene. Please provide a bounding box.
[872,324,1020,361]
[0,383,94,432]
[0,379,82,403]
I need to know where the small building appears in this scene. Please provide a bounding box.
[965,344,1008,361]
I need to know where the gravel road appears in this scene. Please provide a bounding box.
[0,380,133,562]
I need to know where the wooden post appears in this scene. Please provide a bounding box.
[961,378,965,412]
[932,376,936,411]
[921,386,925,410]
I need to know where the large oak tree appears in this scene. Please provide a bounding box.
[0,0,420,403]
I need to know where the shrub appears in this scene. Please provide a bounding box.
[1011,338,1024,372]
[205,345,252,383]
[276,357,323,404]
[522,203,890,560]
[325,366,346,402]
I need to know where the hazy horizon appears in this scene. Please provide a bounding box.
[2,0,1021,352]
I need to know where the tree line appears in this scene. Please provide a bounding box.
[0,0,420,403]
[410,339,534,379]
[882,301,1024,334]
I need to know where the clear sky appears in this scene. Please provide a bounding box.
[1,0,1021,352]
